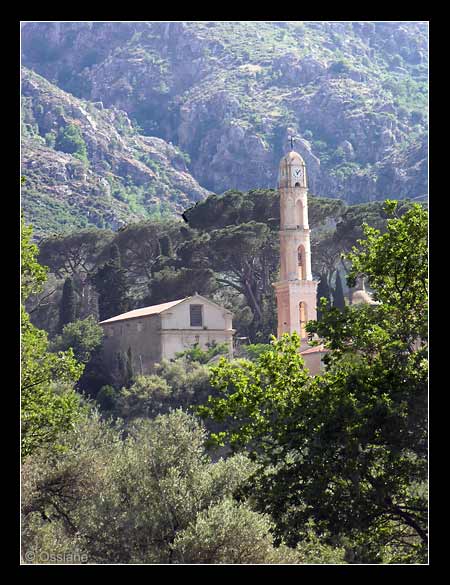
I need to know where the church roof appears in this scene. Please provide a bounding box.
[98,293,233,325]
[99,298,187,324]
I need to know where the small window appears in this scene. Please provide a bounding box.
[190,304,203,327]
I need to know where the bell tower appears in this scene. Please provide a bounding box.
[273,147,318,343]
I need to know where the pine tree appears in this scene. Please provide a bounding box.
[59,277,76,331]
[333,271,346,311]
[93,244,129,321]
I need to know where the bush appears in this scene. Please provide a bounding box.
[174,341,229,364]
[44,131,57,148]
[55,124,88,163]
[51,316,104,364]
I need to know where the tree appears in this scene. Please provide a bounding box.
[21,217,85,457]
[174,341,229,364]
[332,270,346,310]
[59,277,77,331]
[21,214,47,300]
[111,220,186,299]
[170,499,346,564]
[158,234,174,257]
[148,267,217,305]
[113,358,214,421]
[316,273,332,321]
[93,244,129,321]
[200,201,428,563]
[38,229,114,280]
[22,410,260,564]
[51,316,104,364]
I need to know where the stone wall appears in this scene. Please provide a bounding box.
[100,314,162,377]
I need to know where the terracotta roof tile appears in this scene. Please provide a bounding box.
[300,344,329,355]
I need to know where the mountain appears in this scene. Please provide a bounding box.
[21,67,210,237]
[21,21,428,235]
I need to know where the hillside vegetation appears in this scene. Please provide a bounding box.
[21,67,209,237]
[21,21,428,237]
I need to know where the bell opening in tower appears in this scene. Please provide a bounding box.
[297,245,306,280]
[299,301,307,338]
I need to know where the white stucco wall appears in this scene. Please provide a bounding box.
[160,297,234,360]
[161,298,232,331]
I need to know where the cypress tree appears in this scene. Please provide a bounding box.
[93,244,129,321]
[59,277,76,331]
[316,274,331,321]
[333,271,346,311]
[159,234,173,257]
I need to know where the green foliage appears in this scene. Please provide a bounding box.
[55,123,88,164]
[21,315,84,458]
[44,130,57,148]
[93,244,129,321]
[198,332,311,450]
[236,343,272,361]
[345,201,427,342]
[149,267,217,305]
[21,214,48,300]
[329,60,352,75]
[21,218,85,457]
[51,316,104,364]
[332,271,346,310]
[170,498,345,564]
[96,385,117,412]
[22,410,264,564]
[113,358,213,421]
[174,341,229,364]
[21,190,96,237]
[59,277,77,331]
[200,201,428,563]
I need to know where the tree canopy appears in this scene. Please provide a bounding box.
[199,201,428,563]
[21,217,85,457]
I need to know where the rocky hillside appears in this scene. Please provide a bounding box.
[21,21,428,233]
[21,67,210,237]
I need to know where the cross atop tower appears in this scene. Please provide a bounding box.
[289,135,296,150]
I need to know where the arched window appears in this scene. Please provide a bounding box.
[294,182,301,188]
[297,245,306,279]
[299,301,307,338]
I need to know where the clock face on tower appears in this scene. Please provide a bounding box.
[291,167,303,182]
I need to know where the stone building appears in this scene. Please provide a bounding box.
[273,147,328,375]
[99,293,235,377]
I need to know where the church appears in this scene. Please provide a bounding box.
[99,145,328,376]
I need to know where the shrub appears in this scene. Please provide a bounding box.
[55,124,88,163]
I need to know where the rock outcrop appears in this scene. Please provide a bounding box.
[21,67,210,236]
